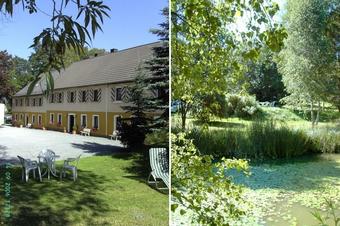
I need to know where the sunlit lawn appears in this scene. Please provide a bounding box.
[0,154,168,226]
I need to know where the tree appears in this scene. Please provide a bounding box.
[0,0,110,95]
[10,56,33,91]
[171,0,287,130]
[278,0,340,126]
[246,47,286,103]
[0,51,15,103]
[119,7,169,148]
[143,7,169,131]
[118,69,150,148]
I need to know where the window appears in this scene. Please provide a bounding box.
[81,90,86,102]
[33,98,36,106]
[57,93,63,103]
[25,98,29,106]
[38,114,42,125]
[15,99,18,106]
[39,98,42,106]
[114,115,122,131]
[20,99,23,106]
[50,113,54,124]
[116,88,122,101]
[70,91,75,103]
[32,115,35,124]
[20,114,23,120]
[93,89,99,102]
[81,114,87,128]
[15,114,18,121]
[51,94,55,103]
[57,113,62,124]
[92,115,99,129]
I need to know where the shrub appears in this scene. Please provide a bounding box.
[144,129,169,147]
[171,133,250,225]
[310,129,340,153]
[224,94,260,118]
[189,120,317,160]
[118,121,147,149]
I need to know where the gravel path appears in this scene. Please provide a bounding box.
[0,125,124,165]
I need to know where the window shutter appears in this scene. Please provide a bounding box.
[122,86,131,102]
[89,89,94,101]
[97,89,102,102]
[111,87,116,101]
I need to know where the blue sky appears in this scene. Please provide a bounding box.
[0,0,168,59]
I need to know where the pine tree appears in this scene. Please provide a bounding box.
[143,7,169,130]
[119,7,169,148]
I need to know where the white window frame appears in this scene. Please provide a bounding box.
[38,114,42,125]
[57,113,62,124]
[32,114,36,124]
[81,114,87,128]
[92,115,99,129]
[50,113,54,124]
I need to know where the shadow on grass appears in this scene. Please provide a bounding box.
[0,165,111,226]
[71,142,125,156]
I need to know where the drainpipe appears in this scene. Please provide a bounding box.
[105,84,108,136]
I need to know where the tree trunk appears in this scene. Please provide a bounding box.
[180,101,187,131]
[310,100,315,127]
[315,101,320,126]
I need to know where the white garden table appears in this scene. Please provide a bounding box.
[38,149,60,180]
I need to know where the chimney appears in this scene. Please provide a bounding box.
[110,48,118,53]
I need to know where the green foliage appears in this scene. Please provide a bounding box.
[224,94,260,118]
[246,47,286,102]
[0,0,110,95]
[311,129,340,153]
[171,0,286,130]
[119,70,150,148]
[118,120,147,149]
[144,129,169,148]
[141,7,169,131]
[189,121,317,160]
[171,133,249,225]
[278,0,340,110]
[311,199,340,226]
[0,50,15,103]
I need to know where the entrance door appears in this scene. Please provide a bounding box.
[25,114,29,126]
[68,114,75,132]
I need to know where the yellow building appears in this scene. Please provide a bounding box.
[11,42,160,137]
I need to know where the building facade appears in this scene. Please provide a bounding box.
[11,42,159,137]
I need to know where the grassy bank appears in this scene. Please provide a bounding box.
[0,155,168,226]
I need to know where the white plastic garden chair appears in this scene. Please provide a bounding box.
[17,155,42,182]
[60,155,81,181]
[147,148,169,190]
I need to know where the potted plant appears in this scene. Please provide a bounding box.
[92,127,98,132]
[72,125,77,134]
[63,127,67,133]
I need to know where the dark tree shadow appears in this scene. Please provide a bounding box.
[71,142,126,156]
[0,165,111,226]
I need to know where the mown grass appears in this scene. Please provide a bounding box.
[0,155,168,226]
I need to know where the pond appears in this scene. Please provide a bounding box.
[232,154,340,226]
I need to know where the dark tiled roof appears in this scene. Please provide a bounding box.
[15,42,160,96]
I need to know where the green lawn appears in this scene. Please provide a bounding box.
[0,154,168,226]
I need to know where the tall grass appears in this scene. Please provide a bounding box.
[188,120,318,160]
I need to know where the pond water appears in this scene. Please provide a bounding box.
[172,154,340,225]
[232,154,340,226]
